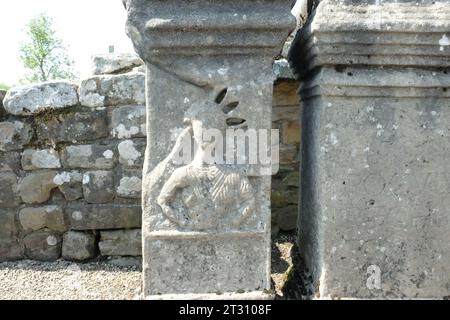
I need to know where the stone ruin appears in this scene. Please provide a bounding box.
[1,0,449,300]
[0,34,299,264]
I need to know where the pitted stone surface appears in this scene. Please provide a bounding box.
[0,120,33,152]
[23,231,62,261]
[62,231,96,261]
[18,206,66,233]
[67,204,141,230]
[18,171,58,204]
[36,109,108,143]
[82,171,115,204]
[79,73,145,107]
[54,171,83,201]
[21,148,61,170]
[0,209,18,239]
[99,229,141,256]
[2,81,78,116]
[0,152,21,172]
[61,144,117,169]
[92,53,143,75]
[123,0,295,297]
[0,173,21,208]
[118,139,145,167]
[116,169,142,199]
[110,105,146,139]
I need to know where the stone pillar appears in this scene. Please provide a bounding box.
[123,0,295,299]
[289,0,450,298]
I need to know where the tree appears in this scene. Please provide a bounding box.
[20,14,76,83]
[0,83,11,91]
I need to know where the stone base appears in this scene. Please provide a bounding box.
[144,291,274,300]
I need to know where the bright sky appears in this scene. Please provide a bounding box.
[0,0,135,85]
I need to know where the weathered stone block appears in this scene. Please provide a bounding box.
[0,239,24,261]
[18,171,57,204]
[0,173,21,208]
[2,81,78,116]
[116,169,142,199]
[0,151,21,172]
[117,139,145,167]
[0,209,18,239]
[62,231,97,261]
[18,206,66,233]
[0,120,33,152]
[79,74,145,107]
[36,109,108,143]
[92,53,144,75]
[273,59,295,80]
[0,90,6,117]
[23,231,61,261]
[123,0,295,298]
[99,229,141,256]
[53,171,83,201]
[61,143,117,169]
[67,204,141,230]
[82,171,115,204]
[21,148,61,170]
[110,105,146,139]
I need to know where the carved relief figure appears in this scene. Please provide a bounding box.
[156,88,256,231]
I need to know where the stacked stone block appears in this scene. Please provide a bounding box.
[0,53,300,262]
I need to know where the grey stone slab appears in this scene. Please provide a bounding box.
[67,203,141,230]
[0,209,18,239]
[18,171,58,204]
[117,139,146,168]
[21,148,61,170]
[82,171,115,204]
[110,105,146,139]
[62,231,97,261]
[0,173,21,208]
[18,206,66,233]
[36,109,108,143]
[92,53,143,75]
[79,74,145,107]
[99,229,141,256]
[115,169,142,199]
[0,120,33,152]
[0,151,21,172]
[0,238,24,261]
[61,143,117,169]
[2,81,78,116]
[23,230,62,261]
[124,0,295,298]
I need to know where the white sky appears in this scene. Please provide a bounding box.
[0,0,135,85]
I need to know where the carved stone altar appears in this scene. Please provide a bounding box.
[123,0,295,298]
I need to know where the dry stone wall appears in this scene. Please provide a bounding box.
[0,53,300,261]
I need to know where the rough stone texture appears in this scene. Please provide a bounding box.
[82,171,115,203]
[21,148,61,170]
[18,206,66,233]
[61,143,117,169]
[0,209,18,239]
[54,171,83,201]
[0,120,33,152]
[0,152,21,172]
[116,169,142,199]
[0,173,21,208]
[36,109,108,143]
[117,139,145,167]
[275,205,298,232]
[110,105,146,139]
[23,231,62,261]
[289,0,450,299]
[67,204,141,230]
[79,74,145,107]
[92,53,143,75]
[18,171,58,204]
[62,231,97,261]
[2,81,78,116]
[124,0,295,297]
[0,53,300,263]
[99,229,141,256]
